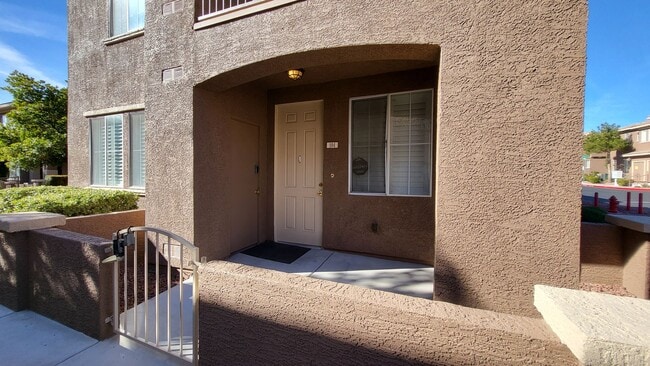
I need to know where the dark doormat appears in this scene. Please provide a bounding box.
[241,241,310,264]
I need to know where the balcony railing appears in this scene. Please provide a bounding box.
[196,0,300,26]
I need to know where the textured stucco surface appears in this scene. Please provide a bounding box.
[535,285,650,365]
[199,261,577,365]
[68,0,587,315]
[0,231,29,310]
[580,222,623,285]
[621,229,650,299]
[0,228,113,339]
[59,209,145,240]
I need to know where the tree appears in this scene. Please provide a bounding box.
[583,123,631,182]
[0,71,67,174]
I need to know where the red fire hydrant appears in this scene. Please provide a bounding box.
[608,195,619,213]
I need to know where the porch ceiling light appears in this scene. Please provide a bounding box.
[287,69,304,80]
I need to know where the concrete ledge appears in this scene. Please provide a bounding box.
[0,212,66,233]
[606,214,650,233]
[534,285,650,365]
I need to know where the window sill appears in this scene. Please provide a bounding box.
[89,185,146,196]
[103,29,144,46]
[194,0,300,30]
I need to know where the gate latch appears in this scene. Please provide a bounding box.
[102,227,136,264]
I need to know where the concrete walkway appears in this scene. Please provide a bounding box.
[0,305,188,366]
[229,246,434,299]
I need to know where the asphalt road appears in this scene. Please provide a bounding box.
[582,185,650,209]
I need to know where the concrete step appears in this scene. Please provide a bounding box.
[534,285,650,365]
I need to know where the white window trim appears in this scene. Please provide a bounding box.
[194,0,301,30]
[348,89,434,198]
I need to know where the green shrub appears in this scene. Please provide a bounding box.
[582,206,606,223]
[0,186,138,217]
[44,175,68,186]
[616,178,632,187]
[583,171,601,184]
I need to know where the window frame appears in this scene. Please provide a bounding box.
[348,89,434,198]
[109,0,145,38]
[89,110,145,192]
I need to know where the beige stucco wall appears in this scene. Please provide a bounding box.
[199,261,578,365]
[0,228,113,339]
[59,209,145,240]
[68,0,587,315]
[621,229,650,299]
[580,222,623,285]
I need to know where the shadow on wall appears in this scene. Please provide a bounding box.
[26,230,113,339]
[200,302,458,365]
[434,257,481,307]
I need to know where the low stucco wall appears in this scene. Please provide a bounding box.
[198,261,577,365]
[621,229,650,299]
[0,228,113,339]
[59,209,145,240]
[580,222,623,285]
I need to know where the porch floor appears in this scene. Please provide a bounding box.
[228,246,434,299]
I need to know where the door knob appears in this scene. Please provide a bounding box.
[317,190,323,196]
[254,189,261,195]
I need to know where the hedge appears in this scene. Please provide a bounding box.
[0,186,139,217]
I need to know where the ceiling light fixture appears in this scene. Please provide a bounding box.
[287,69,304,80]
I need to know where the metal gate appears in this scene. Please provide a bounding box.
[103,226,202,364]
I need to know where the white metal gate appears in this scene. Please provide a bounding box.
[103,226,202,364]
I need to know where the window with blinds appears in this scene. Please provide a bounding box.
[90,110,145,189]
[129,111,145,188]
[111,0,145,37]
[350,90,433,196]
[91,115,124,187]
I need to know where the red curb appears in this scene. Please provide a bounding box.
[582,183,650,192]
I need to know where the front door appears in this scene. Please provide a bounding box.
[274,101,324,246]
[228,118,260,253]
[633,161,645,182]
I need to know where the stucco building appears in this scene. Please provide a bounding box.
[68,0,587,316]
[620,116,650,182]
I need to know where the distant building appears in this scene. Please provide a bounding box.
[619,116,650,182]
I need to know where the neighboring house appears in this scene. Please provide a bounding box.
[67,0,587,316]
[619,116,650,182]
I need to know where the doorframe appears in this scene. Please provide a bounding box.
[273,100,324,246]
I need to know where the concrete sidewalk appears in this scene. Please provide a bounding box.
[0,305,187,366]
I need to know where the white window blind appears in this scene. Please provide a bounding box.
[129,111,145,188]
[350,90,433,196]
[389,91,432,195]
[111,0,145,36]
[351,97,387,193]
[91,115,124,186]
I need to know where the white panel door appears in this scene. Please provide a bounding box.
[274,101,323,246]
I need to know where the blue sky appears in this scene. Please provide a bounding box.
[0,1,648,132]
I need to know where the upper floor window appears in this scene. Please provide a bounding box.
[640,129,650,143]
[111,0,145,36]
[349,90,433,197]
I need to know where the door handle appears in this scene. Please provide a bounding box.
[254,189,261,195]
[317,190,323,196]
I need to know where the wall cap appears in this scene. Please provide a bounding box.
[534,284,650,365]
[606,214,650,233]
[0,212,66,233]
